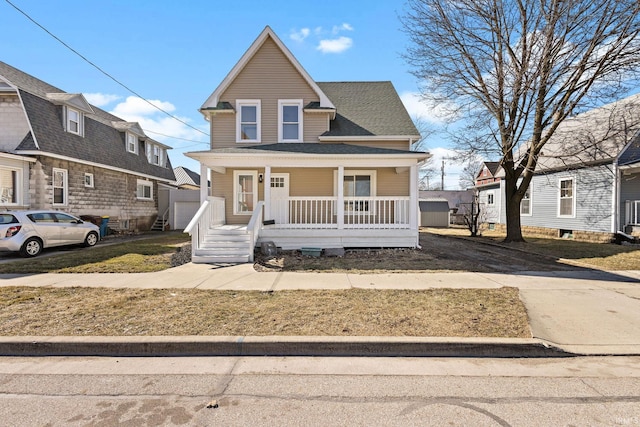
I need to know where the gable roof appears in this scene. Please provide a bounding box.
[200,26,335,117]
[476,161,501,179]
[0,61,174,182]
[525,92,640,172]
[173,166,202,187]
[317,82,420,139]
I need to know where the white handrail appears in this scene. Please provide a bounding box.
[247,201,264,262]
[184,200,210,235]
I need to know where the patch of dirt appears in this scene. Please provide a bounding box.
[254,230,582,273]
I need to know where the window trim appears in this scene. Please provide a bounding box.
[52,168,68,206]
[486,190,495,206]
[126,132,138,154]
[520,183,532,216]
[0,167,21,206]
[136,179,153,201]
[278,99,303,142]
[558,177,576,218]
[65,106,83,136]
[233,170,258,216]
[84,173,94,188]
[236,100,261,143]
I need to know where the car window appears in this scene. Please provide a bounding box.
[53,213,77,223]
[27,213,56,223]
[0,214,18,224]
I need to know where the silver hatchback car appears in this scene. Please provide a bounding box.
[0,210,100,257]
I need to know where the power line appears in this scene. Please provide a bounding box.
[142,128,209,145]
[5,0,209,138]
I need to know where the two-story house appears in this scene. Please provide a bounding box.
[185,26,429,263]
[0,62,175,232]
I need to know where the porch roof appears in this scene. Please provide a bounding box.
[186,143,430,169]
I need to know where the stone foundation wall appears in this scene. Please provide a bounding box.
[29,157,158,232]
[483,222,614,243]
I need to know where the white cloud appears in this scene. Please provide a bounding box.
[83,92,121,107]
[109,96,208,151]
[290,27,310,42]
[316,36,353,54]
[111,96,176,117]
[332,23,353,34]
[400,91,458,124]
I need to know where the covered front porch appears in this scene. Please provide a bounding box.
[184,144,429,262]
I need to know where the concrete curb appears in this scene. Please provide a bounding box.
[0,336,573,358]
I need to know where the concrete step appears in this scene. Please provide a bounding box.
[195,247,250,256]
[192,254,251,264]
[202,234,250,244]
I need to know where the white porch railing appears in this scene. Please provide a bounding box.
[247,201,264,261]
[184,196,225,249]
[269,197,412,229]
[625,200,640,225]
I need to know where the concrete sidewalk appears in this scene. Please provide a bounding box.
[1,263,639,357]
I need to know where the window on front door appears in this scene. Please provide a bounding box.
[278,100,303,142]
[233,171,257,215]
[53,168,68,205]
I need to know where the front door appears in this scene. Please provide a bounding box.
[270,173,289,225]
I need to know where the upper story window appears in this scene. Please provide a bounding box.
[278,99,303,142]
[145,142,165,167]
[127,133,138,154]
[236,100,261,143]
[65,106,83,136]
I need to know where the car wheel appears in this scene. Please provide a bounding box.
[84,231,99,247]
[20,237,43,257]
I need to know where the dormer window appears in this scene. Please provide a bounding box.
[127,132,138,154]
[65,106,83,136]
[278,100,303,142]
[236,100,261,143]
[146,142,165,167]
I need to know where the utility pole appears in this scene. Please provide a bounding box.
[441,159,445,190]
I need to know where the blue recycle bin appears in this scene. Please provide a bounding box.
[100,216,109,238]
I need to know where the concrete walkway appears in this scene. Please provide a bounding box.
[1,263,639,357]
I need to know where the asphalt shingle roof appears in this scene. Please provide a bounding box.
[0,61,174,181]
[317,81,420,138]
[207,143,422,156]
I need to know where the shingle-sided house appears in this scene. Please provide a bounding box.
[476,92,640,241]
[185,26,429,263]
[0,62,175,231]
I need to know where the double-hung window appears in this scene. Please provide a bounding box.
[340,170,376,213]
[84,173,94,188]
[233,171,257,215]
[65,107,83,136]
[127,133,138,154]
[53,168,68,206]
[486,191,495,205]
[520,185,532,215]
[136,179,153,200]
[236,100,261,143]
[559,178,575,217]
[278,99,303,142]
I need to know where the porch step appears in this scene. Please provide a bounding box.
[191,226,252,264]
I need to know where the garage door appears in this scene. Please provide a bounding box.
[174,202,200,229]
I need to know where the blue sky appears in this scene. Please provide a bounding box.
[1,0,463,188]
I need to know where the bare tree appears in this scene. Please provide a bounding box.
[402,0,640,242]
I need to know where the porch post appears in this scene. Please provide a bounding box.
[199,163,209,204]
[337,166,344,229]
[264,166,271,220]
[409,164,418,230]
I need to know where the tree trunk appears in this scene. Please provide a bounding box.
[503,175,526,243]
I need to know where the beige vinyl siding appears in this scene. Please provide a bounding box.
[213,167,409,224]
[211,38,321,148]
[320,140,413,150]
